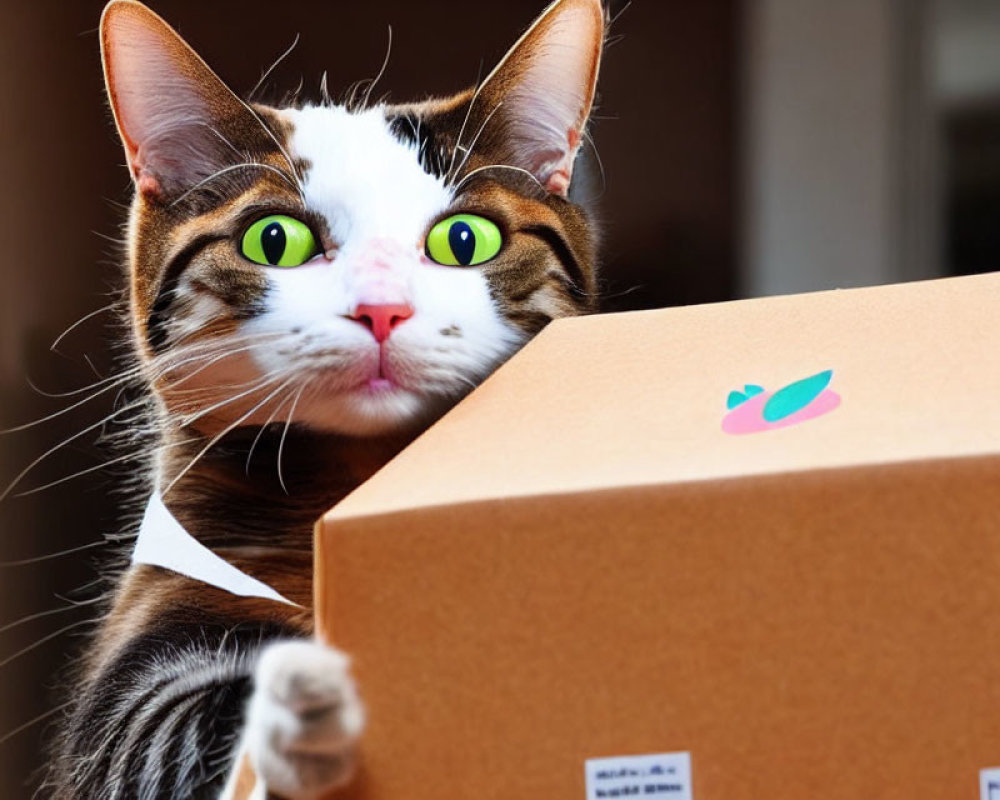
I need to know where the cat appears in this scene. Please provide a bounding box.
[45,0,606,797]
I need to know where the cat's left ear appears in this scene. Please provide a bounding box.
[470,0,605,197]
[100,0,279,201]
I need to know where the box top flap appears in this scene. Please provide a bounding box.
[326,273,1000,522]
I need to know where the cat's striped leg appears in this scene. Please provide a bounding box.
[49,563,363,800]
[56,617,291,798]
[57,621,364,800]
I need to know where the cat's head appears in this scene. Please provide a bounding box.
[100,0,605,438]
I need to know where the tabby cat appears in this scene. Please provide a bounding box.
[46,0,605,796]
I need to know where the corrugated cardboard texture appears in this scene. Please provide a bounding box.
[312,273,1000,799]
[320,459,1000,799]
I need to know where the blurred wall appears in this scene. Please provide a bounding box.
[744,0,912,296]
[0,1,741,793]
[932,0,1000,277]
[934,0,1000,103]
[0,3,128,794]
[743,0,1000,295]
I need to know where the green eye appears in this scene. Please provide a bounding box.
[241,215,318,267]
[425,214,503,266]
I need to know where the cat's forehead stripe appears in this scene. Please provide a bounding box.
[281,105,453,247]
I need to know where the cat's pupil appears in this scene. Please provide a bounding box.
[261,222,286,265]
[449,221,476,266]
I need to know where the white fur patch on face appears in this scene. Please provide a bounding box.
[289,106,451,246]
[240,105,523,436]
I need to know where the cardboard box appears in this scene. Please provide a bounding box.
[313,272,1000,800]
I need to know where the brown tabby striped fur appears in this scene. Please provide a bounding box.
[44,0,606,796]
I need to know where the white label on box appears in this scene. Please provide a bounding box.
[585,752,692,800]
[981,768,1000,800]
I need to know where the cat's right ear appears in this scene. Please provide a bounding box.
[100,0,269,201]
[464,0,605,198]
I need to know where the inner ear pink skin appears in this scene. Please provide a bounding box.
[136,172,163,200]
[543,127,583,196]
[130,148,163,199]
[546,170,571,196]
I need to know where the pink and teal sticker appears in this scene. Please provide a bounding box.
[722,369,841,435]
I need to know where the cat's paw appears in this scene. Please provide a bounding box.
[244,640,364,800]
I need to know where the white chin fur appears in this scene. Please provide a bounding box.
[293,384,446,437]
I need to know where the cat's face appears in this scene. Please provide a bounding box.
[102,0,604,437]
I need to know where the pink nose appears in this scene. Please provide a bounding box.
[350,303,415,343]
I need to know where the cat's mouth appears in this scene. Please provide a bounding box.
[364,377,396,393]
[355,343,406,395]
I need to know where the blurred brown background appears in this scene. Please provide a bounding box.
[2,0,998,794]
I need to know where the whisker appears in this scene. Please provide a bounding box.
[2,377,130,435]
[55,577,106,604]
[166,371,282,430]
[447,62,488,181]
[581,128,607,202]
[453,163,546,195]
[245,387,296,474]
[203,110,305,205]
[13,449,143,498]
[239,102,307,202]
[276,383,306,495]
[25,365,142,399]
[92,229,127,246]
[285,75,306,107]
[207,126,247,162]
[147,327,287,364]
[248,33,301,101]
[158,334,298,404]
[151,326,290,355]
[0,397,151,503]
[604,32,627,50]
[3,331,291,446]
[160,376,297,498]
[0,700,73,748]
[448,101,504,186]
[13,427,204,498]
[50,302,120,355]
[361,26,393,110]
[0,616,103,670]
[168,162,302,208]
[0,540,108,568]
[0,596,101,636]
[596,282,644,303]
[81,354,103,381]
[146,335,287,387]
[320,71,331,106]
[610,0,632,27]
[141,330,292,390]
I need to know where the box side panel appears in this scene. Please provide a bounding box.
[318,456,1000,800]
